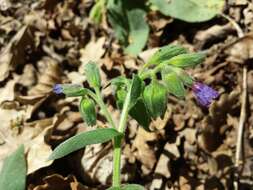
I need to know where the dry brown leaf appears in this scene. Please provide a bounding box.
[0,26,34,82]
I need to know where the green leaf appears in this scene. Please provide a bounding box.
[121,184,145,190]
[129,75,143,108]
[116,88,127,109]
[61,84,88,97]
[147,45,187,66]
[84,61,101,88]
[162,71,185,98]
[143,81,167,118]
[150,0,225,22]
[0,145,26,190]
[80,97,96,126]
[163,53,205,68]
[107,0,149,55]
[89,0,104,24]
[129,98,151,131]
[48,128,122,160]
[124,8,149,55]
[107,184,145,190]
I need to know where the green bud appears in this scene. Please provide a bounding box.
[79,97,96,126]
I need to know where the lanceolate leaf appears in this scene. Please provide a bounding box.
[48,128,122,160]
[150,0,225,22]
[0,145,26,190]
[147,45,187,66]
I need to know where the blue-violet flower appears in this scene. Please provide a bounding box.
[53,84,63,94]
[192,82,219,107]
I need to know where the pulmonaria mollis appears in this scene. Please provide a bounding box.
[192,82,219,107]
[53,84,63,94]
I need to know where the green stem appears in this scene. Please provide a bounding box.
[94,87,116,129]
[112,84,132,188]
[112,136,122,187]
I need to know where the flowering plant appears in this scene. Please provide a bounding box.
[49,45,219,189]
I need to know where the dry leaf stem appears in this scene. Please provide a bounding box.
[221,13,247,190]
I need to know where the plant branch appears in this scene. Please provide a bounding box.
[94,87,117,129]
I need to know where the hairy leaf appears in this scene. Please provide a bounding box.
[48,128,122,160]
[162,71,185,98]
[107,0,149,55]
[143,81,167,118]
[0,145,26,190]
[150,0,225,22]
[84,61,101,88]
[147,45,187,66]
[164,53,205,68]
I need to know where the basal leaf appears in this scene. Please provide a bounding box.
[80,97,96,126]
[84,61,101,88]
[107,0,149,55]
[150,0,225,22]
[164,53,205,68]
[124,8,149,55]
[147,45,187,66]
[0,145,26,190]
[48,128,122,160]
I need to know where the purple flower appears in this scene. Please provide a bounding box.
[53,84,63,94]
[192,82,219,107]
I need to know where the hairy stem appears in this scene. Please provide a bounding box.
[112,84,132,187]
[94,87,116,129]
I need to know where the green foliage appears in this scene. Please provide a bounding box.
[107,184,145,190]
[163,52,205,68]
[129,99,151,131]
[84,62,101,88]
[129,75,143,108]
[107,0,149,55]
[89,0,105,24]
[162,71,186,98]
[150,0,225,22]
[61,84,88,97]
[147,45,187,66]
[80,97,97,126]
[48,128,122,160]
[143,81,167,118]
[0,145,26,190]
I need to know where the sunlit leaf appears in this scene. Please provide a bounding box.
[84,61,101,88]
[48,128,122,160]
[150,0,225,22]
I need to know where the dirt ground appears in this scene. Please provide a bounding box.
[0,0,253,189]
